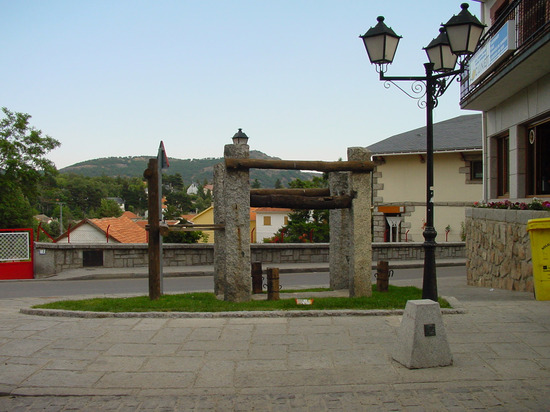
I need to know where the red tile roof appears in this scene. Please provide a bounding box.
[121,211,139,219]
[90,215,147,243]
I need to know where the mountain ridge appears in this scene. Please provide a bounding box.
[59,151,317,188]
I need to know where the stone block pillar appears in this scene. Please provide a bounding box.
[347,147,372,297]
[213,163,226,297]
[329,171,351,290]
[392,300,452,369]
[220,143,251,302]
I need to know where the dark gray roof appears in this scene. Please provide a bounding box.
[367,114,481,155]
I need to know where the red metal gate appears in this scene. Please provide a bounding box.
[0,228,34,280]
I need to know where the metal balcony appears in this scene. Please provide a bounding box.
[460,0,550,111]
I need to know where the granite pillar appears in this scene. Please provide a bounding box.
[347,147,372,297]
[221,143,251,302]
[329,171,351,290]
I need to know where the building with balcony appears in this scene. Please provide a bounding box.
[461,0,550,292]
[461,0,550,200]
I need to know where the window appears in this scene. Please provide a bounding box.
[284,216,289,225]
[470,160,483,181]
[497,135,509,197]
[263,216,271,226]
[526,120,550,196]
[519,0,547,44]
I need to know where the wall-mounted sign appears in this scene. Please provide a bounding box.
[468,20,516,85]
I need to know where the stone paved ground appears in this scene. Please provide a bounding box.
[2,382,550,411]
[1,278,550,411]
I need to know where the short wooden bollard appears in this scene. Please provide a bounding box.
[375,260,392,292]
[251,262,263,294]
[266,267,280,300]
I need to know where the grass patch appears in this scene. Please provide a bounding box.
[33,285,451,313]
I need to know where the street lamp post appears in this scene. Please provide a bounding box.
[360,3,484,301]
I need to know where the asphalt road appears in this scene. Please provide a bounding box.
[0,267,468,299]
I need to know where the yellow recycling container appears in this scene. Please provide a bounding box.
[527,217,550,300]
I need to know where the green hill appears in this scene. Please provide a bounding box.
[59,151,318,188]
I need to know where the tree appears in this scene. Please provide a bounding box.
[95,198,123,218]
[266,176,330,243]
[0,108,60,228]
[162,218,206,243]
[251,178,261,188]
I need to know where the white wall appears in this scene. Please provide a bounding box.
[56,225,114,243]
[255,211,289,243]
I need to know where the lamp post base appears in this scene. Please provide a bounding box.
[422,226,438,301]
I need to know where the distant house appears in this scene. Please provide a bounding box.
[188,206,214,243]
[55,215,147,243]
[106,197,125,211]
[179,205,290,243]
[368,114,482,243]
[186,183,199,195]
[34,214,53,224]
[254,208,291,243]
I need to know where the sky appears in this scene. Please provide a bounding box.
[3,1,483,170]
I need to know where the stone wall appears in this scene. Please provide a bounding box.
[465,207,550,292]
[34,241,465,278]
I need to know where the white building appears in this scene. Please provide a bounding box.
[254,208,291,243]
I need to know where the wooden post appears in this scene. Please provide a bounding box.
[251,261,263,294]
[267,267,280,300]
[144,158,162,300]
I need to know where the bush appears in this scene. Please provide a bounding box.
[473,198,550,211]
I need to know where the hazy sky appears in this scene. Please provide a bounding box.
[3,1,482,169]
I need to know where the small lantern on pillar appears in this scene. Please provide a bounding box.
[232,128,249,145]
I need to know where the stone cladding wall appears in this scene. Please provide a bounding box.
[34,242,465,278]
[465,207,550,292]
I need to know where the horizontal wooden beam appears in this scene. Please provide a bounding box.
[150,223,225,236]
[226,158,374,172]
[251,194,352,209]
[251,188,330,197]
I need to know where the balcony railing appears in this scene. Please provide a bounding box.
[460,0,550,103]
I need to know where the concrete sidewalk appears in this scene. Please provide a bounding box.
[43,258,466,281]
[1,268,549,410]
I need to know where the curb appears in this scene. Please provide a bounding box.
[20,295,466,318]
[20,308,465,318]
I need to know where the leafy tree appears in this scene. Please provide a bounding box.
[162,218,206,243]
[60,174,105,218]
[0,184,34,228]
[95,198,123,218]
[163,230,205,244]
[121,177,147,215]
[163,173,184,192]
[268,209,329,243]
[165,190,194,215]
[0,108,60,228]
[288,175,328,189]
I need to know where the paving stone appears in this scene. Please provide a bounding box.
[1,280,550,410]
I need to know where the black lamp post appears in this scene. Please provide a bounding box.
[360,3,484,301]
